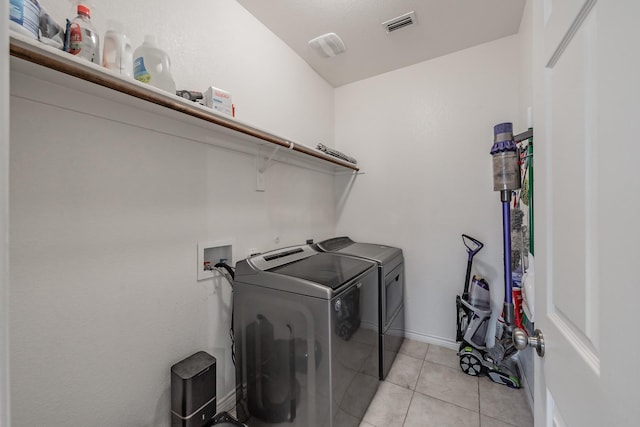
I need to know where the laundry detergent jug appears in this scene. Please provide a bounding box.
[102,20,133,77]
[133,35,176,94]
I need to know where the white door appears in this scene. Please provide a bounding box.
[532,0,640,426]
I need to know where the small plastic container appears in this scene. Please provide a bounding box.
[9,0,41,40]
[469,276,491,311]
[102,20,133,77]
[133,35,176,94]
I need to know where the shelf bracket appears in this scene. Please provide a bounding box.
[258,145,283,173]
[256,143,291,191]
[336,169,360,213]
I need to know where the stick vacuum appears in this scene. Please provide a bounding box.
[490,122,521,336]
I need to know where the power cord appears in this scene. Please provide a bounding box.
[205,261,236,366]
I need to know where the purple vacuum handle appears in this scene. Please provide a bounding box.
[462,234,484,260]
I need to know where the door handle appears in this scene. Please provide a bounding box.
[513,328,545,357]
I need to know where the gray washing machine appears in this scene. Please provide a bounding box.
[233,244,379,427]
[315,237,405,380]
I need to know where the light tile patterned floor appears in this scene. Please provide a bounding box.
[360,340,533,427]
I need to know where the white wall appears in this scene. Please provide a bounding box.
[334,35,520,345]
[9,1,335,426]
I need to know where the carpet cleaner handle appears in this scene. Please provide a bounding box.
[462,234,484,260]
[461,234,484,299]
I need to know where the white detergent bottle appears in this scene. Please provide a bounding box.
[133,35,176,94]
[102,20,133,77]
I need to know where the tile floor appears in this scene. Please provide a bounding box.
[360,339,533,427]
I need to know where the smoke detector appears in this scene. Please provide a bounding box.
[382,11,417,33]
[308,32,346,58]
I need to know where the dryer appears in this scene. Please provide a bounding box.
[315,237,405,380]
[233,244,379,427]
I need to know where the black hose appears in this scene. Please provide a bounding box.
[214,262,236,365]
[214,262,235,279]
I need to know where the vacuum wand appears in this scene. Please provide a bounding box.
[501,197,514,328]
[491,123,521,334]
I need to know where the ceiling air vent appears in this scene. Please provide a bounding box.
[382,11,417,33]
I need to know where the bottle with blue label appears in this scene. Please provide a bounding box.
[9,0,41,40]
[133,35,176,94]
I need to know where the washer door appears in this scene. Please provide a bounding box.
[383,264,404,331]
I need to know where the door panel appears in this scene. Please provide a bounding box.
[543,0,595,65]
[534,0,640,426]
[548,9,597,349]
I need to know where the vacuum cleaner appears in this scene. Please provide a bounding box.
[455,122,522,389]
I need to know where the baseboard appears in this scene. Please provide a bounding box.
[516,358,534,413]
[403,330,458,350]
[217,388,236,413]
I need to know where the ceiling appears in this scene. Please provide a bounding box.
[237,0,526,87]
